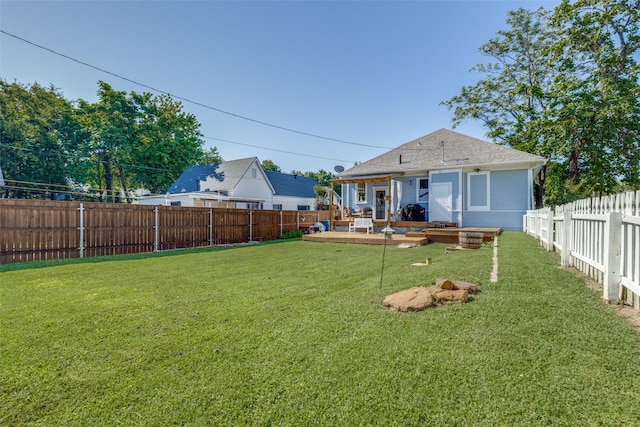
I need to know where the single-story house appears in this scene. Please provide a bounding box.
[263,170,318,211]
[334,129,546,230]
[136,157,318,210]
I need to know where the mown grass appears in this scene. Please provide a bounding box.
[2,232,640,425]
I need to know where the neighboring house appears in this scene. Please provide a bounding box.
[136,157,318,210]
[264,170,317,211]
[335,129,546,230]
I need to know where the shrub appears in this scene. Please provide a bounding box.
[278,229,303,239]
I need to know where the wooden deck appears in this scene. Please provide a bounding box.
[303,227,501,246]
[302,231,429,246]
[405,227,502,244]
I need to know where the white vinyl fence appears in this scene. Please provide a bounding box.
[524,190,640,309]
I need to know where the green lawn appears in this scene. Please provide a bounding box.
[2,232,640,426]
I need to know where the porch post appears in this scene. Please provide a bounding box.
[386,177,392,228]
[329,183,334,231]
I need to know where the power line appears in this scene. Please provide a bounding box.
[0,29,394,150]
[4,178,83,191]
[0,135,356,171]
[1,179,102,197]
[203,136,355,164]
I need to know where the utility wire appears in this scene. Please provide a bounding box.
[4,178,86,191]
[0,29,394,150]
[0,137,355,172]
[2,180,102,197]
[203,136,354,164]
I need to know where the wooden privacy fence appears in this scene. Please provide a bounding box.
[524,190,640,309]
[0,199,329,264]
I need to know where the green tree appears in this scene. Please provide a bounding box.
[303,169,335,188]
[289,168,338,209]
[132,92,204,193]
[197,147,223,165]
[442,8,559,207]
[0,80,76,199]
[547,0,640,195]
[70,82,204,201]
[443,2,640,205]
[71,82,137,202]
[261,159,282,173]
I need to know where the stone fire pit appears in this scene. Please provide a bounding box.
[383,278,480,312]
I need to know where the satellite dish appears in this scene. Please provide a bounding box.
[334,165,344,173]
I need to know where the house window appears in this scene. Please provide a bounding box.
[248,203,262,209]
[297,205,310,211]
[468,172,490,211]
[170,201,181,206]
[273,204,283,211]
[251,168,257,179]
[356,183,366,203]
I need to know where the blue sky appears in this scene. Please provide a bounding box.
[1,0,561,174]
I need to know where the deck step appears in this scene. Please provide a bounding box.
[406,228,501,244]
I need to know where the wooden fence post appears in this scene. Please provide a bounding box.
[78,203,85,259]
[209,209,213,247]
[154,206,159,252]
[279,210,283,236]
[249,209,253,242]
[603,212,622,304]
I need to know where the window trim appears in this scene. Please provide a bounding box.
[467,171,490,211]
[356,183,367,203]
[416,177,429,204]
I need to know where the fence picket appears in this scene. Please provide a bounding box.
[524,190,640,310]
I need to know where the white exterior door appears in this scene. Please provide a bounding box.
[430,182,452,222]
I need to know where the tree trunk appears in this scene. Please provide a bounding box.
[567,137,586,184]
[117,164,131,204]
[102,155,114,203]
[534,165,546,209]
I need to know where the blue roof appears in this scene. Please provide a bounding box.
[167,164,224,194]
[167,159,318,198]
[264,171,317,197]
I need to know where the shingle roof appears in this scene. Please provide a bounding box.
[340,128,546,177]
[265,171,317,197]
[168,158,257,194]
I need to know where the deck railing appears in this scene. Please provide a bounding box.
[524,190,640,309]
[0,199,329,265]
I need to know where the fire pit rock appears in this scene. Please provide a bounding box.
[383,279,480,312]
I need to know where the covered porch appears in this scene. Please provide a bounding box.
[329,174,406,230]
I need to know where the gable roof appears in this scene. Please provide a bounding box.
[168,157,259,194]
[265,171,317,198]
[340,128,546,177]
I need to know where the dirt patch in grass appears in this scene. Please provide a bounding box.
[566,266,640,331]
[611,305,640,330]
